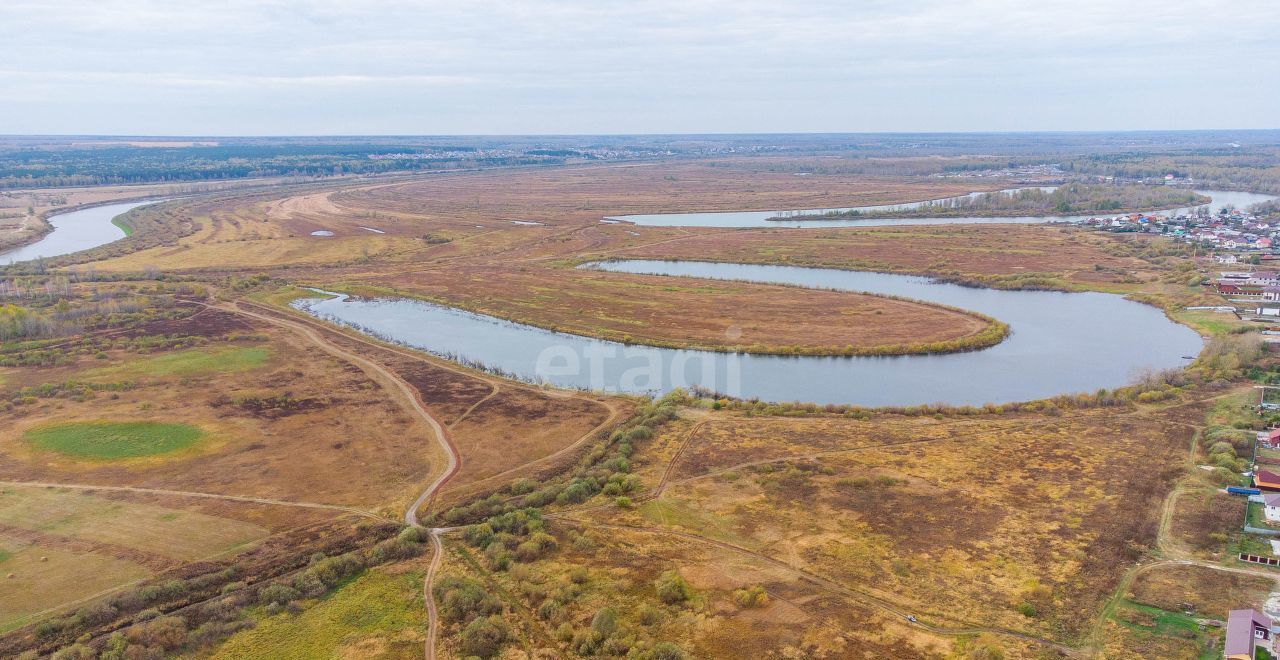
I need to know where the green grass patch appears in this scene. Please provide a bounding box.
[84,346,270,380]
[1237,532,1277,558]
[111,216,134,237]
[25,422,204,459]
[212,569,425,660]
[1248,501,1268,528]
[248,285,333,307]
[1172,309,1246,337]
[638,497,756,549]
[1112,600,1202,639]
[0,548,10,564]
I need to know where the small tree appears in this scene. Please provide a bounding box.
[655,570,692,604]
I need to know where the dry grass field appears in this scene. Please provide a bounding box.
[609,404,1204,642]
[410,394,1222,658]
[0,483,342,634]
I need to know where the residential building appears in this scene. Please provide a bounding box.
[1225,609,1272,660]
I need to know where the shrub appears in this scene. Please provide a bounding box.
[367,535,425,564]
[434,576,501,625]
[591,607,618,636]
[50,644,95,660]
[398,526,429,543]
[732,584,769,608]
[459,615,510,658]
[128,616,188,650]
[655,570,692,604]
[537,599,563,621]
[509,477,539,495]
[257,583,300,606]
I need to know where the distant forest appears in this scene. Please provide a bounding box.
[1062,150,1280,195]
[1,131,1279,190]
[0,144,566,189]
[772,184,1209,221]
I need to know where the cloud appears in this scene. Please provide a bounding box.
[0,0,1276,133]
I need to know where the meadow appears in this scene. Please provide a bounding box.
[24,422,205,459]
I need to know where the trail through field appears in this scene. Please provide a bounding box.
[221,298,622,660]
[565,520,1084,657]
[0,481,388,520]
[214,301,459,660]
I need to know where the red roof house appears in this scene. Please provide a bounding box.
[1256,470,1280,491]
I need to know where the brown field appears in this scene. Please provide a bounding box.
[0,484,339,633]
[373,265,1000,355]
[555,400,1207,646]
[432,521,1034,659]
[1128,564,1274,618]
[230,301,626,506]
[603,223,1169,290]
[1168,488,1245,558]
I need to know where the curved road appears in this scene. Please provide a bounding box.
[221,299,615,660]
[216,301,460,660]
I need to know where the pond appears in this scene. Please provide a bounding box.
[294,260,1203,406]
[0,200,159,265]
[606,189,1278,228]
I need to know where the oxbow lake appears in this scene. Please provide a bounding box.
[0,200,160,265]
[294,261,1204,407]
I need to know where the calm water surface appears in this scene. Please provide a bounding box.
[295,261,1203,406]
[0,200,158,264]
[607,189,1277,228]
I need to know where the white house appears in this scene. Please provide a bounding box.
[1264,493,1280,522]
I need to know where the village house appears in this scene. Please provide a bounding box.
[1260,428,1280,450]
[1225,609,1273,660]
[1253,272,1280,285]
[1264,493,1280,522]
[1255,469,1280,491]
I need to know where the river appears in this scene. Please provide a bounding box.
[0,200,158,265]
[606,189,1278,228]
[293,261,1203,407]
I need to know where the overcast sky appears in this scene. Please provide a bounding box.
[2,0,1277,135]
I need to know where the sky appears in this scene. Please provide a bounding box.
[1,0,1278,135]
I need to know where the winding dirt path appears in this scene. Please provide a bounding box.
[221,298,626,660]
[213,301,460,660]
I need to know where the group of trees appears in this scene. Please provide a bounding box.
[1062,149,1280,195]
[426,393,697,659]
